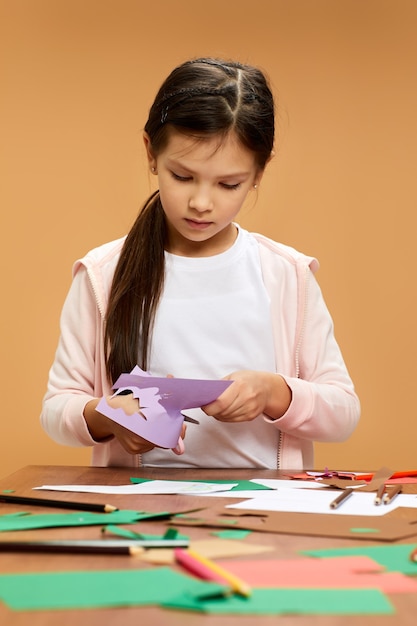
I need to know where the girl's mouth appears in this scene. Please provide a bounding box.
[185,218,213,230]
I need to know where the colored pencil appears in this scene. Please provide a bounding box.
[383,485,402,504]
[329,488,354,509]
[374,484,386,505]
[174,547,251,597]
[0,494,118,513]
[354,470,417,481]
[0,538,189,554]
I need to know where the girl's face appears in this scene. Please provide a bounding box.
[144,130,262,256]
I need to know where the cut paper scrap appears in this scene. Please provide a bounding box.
[139,538,274,565]
[162,588,394,615]
[102,526,191,565]
[321,466,394,493]
[102,525,185,541]
[187,538,273,558]
[96,366,232,449]
[302,543,417,576]
[101,529,272,565]
[0,510,171,532]
[214,556,417,592]
[172,508,417,542]
[211,530,251,539]
[0,567,226,611]
[130,477,274,491]
[102,526,267,559]
[0,567,394,615]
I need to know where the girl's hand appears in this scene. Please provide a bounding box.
[201,370,292,423]
[84,395,187,455]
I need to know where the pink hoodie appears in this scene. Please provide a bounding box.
[40,232,360,469]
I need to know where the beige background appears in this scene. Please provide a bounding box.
[1,0,416,478]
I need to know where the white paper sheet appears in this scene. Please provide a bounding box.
[33,480,238,496]
[227,489,417,516]
[226,488,417,516]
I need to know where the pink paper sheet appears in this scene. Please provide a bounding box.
[215,556,417,592]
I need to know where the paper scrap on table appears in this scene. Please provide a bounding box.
[226,487,417,516]
[214,555,417,592]
[0,510,154,532]
[0,567,394,615]
[0,567,226,611]
[127,477,327,500]
[95,366,232,448]
[140,538,273,565]
[131,477,276,491]
[162,588,394,615]
[34,477,329,498]
[303,543,417,576]
[34,480,238,495]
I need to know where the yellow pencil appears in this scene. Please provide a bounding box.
[174,547,251,597]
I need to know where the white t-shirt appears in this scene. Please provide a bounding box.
[142,226,279,468]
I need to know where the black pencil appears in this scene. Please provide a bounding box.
[0,539,189,554]
[0,494,118,513]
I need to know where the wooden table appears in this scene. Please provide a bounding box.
[0,465,416,626]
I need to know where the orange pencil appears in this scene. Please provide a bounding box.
[354,470,417,481]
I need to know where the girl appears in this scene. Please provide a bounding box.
[41,57,360,469]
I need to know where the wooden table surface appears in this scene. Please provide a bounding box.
[0,464,416,626]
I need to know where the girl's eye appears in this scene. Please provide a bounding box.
[171,172,192,182]
[220,182,241,190]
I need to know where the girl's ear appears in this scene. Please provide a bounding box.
[143,132,157,172]
[253,168,265,189]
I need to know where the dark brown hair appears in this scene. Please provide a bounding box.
[104,58,275,382]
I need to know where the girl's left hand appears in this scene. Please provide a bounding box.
[201,370,292,423]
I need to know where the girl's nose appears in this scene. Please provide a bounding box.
[188,186,213,212]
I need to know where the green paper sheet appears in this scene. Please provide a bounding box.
[0,567,227,611]
[163,588,394,615]
[0,510,168,532]
[130,477,272,491]
[302,543,417,576]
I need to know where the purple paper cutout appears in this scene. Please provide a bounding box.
[96,366,232,449]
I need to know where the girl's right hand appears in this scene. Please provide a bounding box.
[84,396,156,455]
[83,396,186,456]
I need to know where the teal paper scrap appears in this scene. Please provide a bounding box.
[130,477,272,491]
[302,543,417,576]
[211,530,251,539]
[0,567,394,615]
[0,510,170,532]
[0,567,227,611]
[162,587,394,615]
